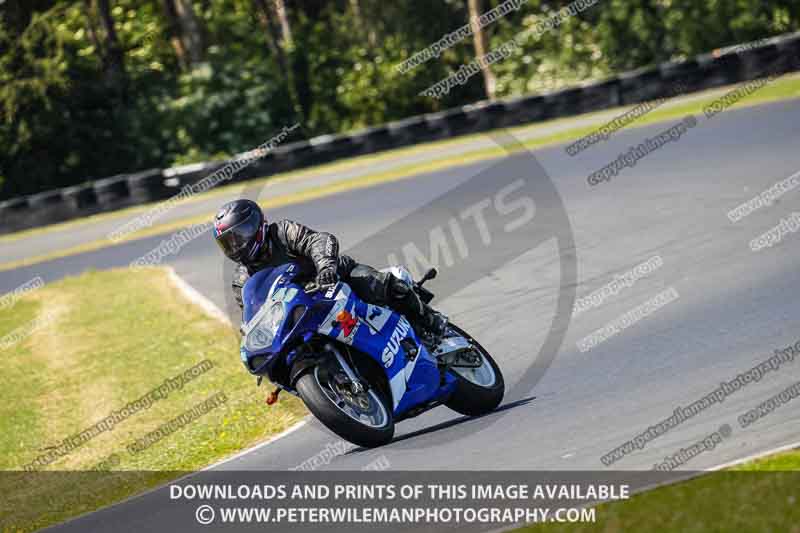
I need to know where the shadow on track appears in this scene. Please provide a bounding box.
[345,396,537,454]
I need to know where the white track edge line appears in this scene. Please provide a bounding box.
[201,419,309,471]
[166,266,232,326]
[39,271,312,528]
[57,268,800,527]
[708,438,800,471]
[165,266,311,472]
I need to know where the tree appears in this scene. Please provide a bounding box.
[467,0,496,100]
[84,0,128,102]
[273,0,292,47]
[253,0,306,123]
[349,0,377,48]
[2,0,800,202]
[160,0,205,69]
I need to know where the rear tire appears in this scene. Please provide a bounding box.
[444,325,505,416]
[296,366,395,448]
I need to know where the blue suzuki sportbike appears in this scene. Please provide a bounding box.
[239,262,504,447]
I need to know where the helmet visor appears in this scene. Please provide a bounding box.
[215,214,261,261]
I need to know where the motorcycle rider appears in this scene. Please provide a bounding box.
[213,199,447,344]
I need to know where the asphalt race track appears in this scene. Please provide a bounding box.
[5,98,800,530]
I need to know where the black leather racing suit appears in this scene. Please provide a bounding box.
[232,219,429,328]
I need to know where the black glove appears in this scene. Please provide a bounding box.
[316,267,339,287]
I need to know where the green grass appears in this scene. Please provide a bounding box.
[732,447,800,471]
[0,299,49,470]
[517,449,800,532]
[0,268,307,532]
[2,73,800,274]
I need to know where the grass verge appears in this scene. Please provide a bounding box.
[1,73,799,273]
[0,267,306,532]
[517,449,800,532]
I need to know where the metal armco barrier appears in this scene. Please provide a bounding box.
[1,32,798,235]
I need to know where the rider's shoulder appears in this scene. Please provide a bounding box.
[272,219,311,241]
[270,218,296,234]
[273,218,303,228]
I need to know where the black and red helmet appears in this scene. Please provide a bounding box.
[213,199,266,262]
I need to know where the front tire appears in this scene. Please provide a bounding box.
[296,364,395,448]
[444,325,505,416]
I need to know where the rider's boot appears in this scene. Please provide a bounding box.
[420,303,448,347]
[387,277,448,346]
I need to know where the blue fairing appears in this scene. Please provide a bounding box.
[242,265,298,324]
[239,262,456,417]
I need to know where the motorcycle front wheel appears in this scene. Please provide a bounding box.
[296,359,395,448]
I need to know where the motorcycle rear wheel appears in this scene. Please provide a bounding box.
[443,324,505,416]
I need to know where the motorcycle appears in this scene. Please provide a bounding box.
[239,262,505,448]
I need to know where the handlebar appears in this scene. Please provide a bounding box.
[305,281,338,294]
[304,282,321,294]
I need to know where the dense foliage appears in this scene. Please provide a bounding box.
[1,0,797,200]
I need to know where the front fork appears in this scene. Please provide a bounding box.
[324,343,365,395]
